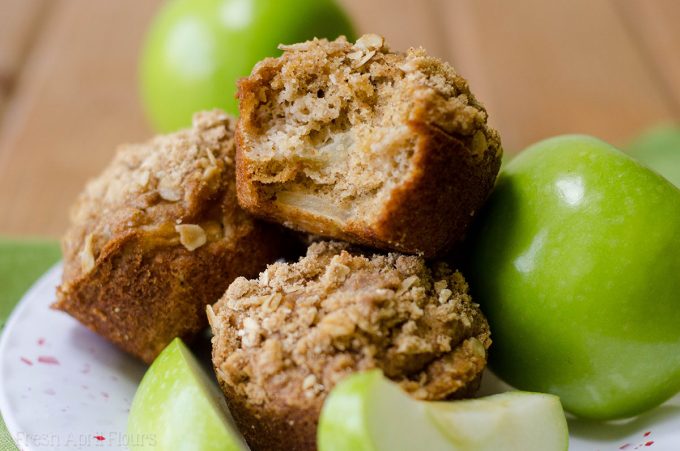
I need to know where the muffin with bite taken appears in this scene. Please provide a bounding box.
[235,34,502,257]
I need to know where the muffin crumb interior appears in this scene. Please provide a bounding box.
[240,35,500,225]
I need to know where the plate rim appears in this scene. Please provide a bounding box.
[0,262,63,446]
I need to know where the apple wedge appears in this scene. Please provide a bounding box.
[424,392,568,451]
[318,370,568,451]
[127,338,246,451]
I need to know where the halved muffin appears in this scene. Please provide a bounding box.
[209,241,491,451]
[54,110,292,363]
[236,34,502,257]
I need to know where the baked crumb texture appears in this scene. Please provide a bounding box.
[236,34,502,258]
[54,110,291,363]
[210,241,491,451]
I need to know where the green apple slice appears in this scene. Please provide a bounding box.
[318,369,451,451]
[425,392,568,451]
[318,370,568,451]
[127,338,246,451]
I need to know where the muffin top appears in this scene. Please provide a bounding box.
[62,110,252,281]
[210,241,490,412]
[239,34,501,163]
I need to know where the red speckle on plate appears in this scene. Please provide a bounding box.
[645,442,654,447]
[44,388,56,396]
[37,338,45,346]
[20,357,33,366]
[93,435,105,441]
[644,432,651,437]
[37,356,59,365]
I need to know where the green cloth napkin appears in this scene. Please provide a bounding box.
[0,238,61,451]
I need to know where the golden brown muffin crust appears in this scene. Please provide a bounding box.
[61,110,240,280]
[210,241,491,451]
[236,35,502,257]
[54,111,292,363]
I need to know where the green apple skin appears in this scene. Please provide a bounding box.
[318,370,568,451]
[468,135,680,420]
[127,338,245,451]
[140,0,356,132]
[626,124,680,188]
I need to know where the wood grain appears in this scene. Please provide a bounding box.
[0,0,50,117]
[0,0,678,236]
[341,0,448,59]
[616,0,680,115]
[0,0,162,236]
[434,0,677,153]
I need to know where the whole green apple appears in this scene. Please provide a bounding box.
[468,135,680,420]
[140,0,356,132]
[317,370,568,451]
[626,124,680,188]
[128,338,246,450]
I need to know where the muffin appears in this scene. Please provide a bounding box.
[235,34,502,258]
[209,241,491,451]
[54,110,292,363]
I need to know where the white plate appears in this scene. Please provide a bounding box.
[0,264,679,450]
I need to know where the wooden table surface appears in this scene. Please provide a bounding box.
[0,0,678,237]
